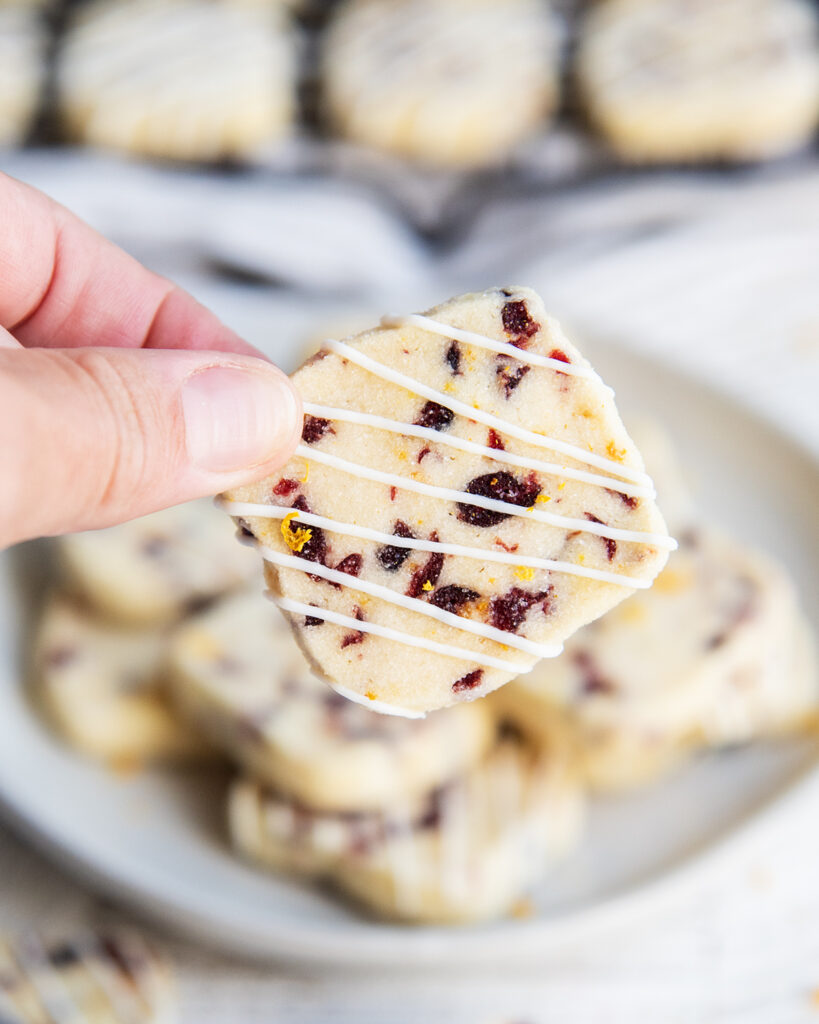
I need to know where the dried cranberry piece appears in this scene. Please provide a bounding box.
[496,358,531,398]
[489,586,553,633]
[304,615,324,627]
[48,945,81,968]
[341,606,365,649]
[574,651,615,696]
[236,518,254,542]
[290,495,328,570]
[607,488,639,510]
[487,428,505,450]
[273,478,300,496]
[457,472,540,527]
[585,513,616,561]
[46,646,77,669]
[141,536,168,558]
[414,400,454,432]
[549,348,571,365]
[335,553,363,577]
[452,669,484,693]
[445,340,462,374]
[389,486,397,501]
[377,520,415,572]
[417,445,431,463]
[430,584,480,613]
[302,415,333,444]
[406,537,444,598]
[501,300,539,348]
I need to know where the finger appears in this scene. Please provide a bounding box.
[0,346,302,548]
[0,171,260,357]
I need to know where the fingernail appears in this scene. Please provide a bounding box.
[182,365,300,473]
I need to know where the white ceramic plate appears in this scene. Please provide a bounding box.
[0,341,816,967]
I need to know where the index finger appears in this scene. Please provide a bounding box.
[0,172,261,357]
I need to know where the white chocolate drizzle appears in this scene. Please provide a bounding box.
[324,680,427,720]
[381,312,603,382]
[302,401,654,499]
[270,595,536,675]
[219,499,656,588]
[260,547,562,659]
[291,444,676,549]
[323,338,651,485]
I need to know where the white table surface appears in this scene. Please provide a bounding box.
[1,153,818,1022]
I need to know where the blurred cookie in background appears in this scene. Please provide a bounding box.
[58,499,258,626]
[168,591,494,812]
[576,0,819,163]
[56,0,299,162]
[321,0,562,168]
[0,928,174,1023]
[35,593,210,765]
[229,731,584,923]
[0,1,48,147]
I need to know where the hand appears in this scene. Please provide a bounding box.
[0,173,302,549]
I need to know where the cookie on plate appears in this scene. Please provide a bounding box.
[56,0,297,162]
[35,593,208,764]
[0,2,47,147]
[576,0,819,163]
[493,527,818,791]
[59,499,258,626]
[0,928,174,1024]
[230,733,584,923]
[169,591,494,811]
[321,0,561,168]
[222,286,674,715]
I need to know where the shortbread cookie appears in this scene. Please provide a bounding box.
[494,527,818,791]
[59,499,258,626]
[0,928,174,1024]
[223,286,673,715]
[35,593,207,763]
[230,735,584,923]
[169,591,494,811]
[57,0,297,162]
[577,0,819,162]
[0,3,46,146]
[321,0,561,168]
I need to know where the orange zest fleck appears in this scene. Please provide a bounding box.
[281,512,312,553]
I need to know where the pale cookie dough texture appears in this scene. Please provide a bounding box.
[321,0,561,167]
[35,594,207,763]
[59,499,258,626]
[229,735,584,924]
[56,0,298,162]
[168,591,494,812]
[0,928,175,1024]
[494,526,818,791]
[223,286,673,715]
[576,0,819,162]
[0,2,47,146]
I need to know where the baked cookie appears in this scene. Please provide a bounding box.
[230,734,584,923]
[576,0,819,162]
[59,499,258,626]
[493,527,818,791]
[0,2,46,147]
[35,593,208,764]
[56,0,297,162]
[321,0,561,168]
[222,286,674,715]
[0,928,174,1024]
[169,591,494,811]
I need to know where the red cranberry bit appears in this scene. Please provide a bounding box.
[494,538,518,553]
[585,513,616,561]
[429,584,480,613]
[273,478,300,496]
[457,472,540,527]
[417,445,431,463]
[341,606,366,648]
[236,518,255,543]
[548,348,571,365]
[47,945,81,969]
[141,536,168,558]
[501,300,539,348]
[377,520,415,572]
[406,536,444,598]
[445,339,462,375]
[302,415,333,444]
[607,488,639,510]
[335,553,363,577]
[489,586,553,634]
[414,400,454,432]
[496,358,531,398]
[289,495,328,573]
[452,669,484,693]
[487,428,505,450]
[389,486,397,501]
[304,614,324,627]
[574,651,616,696]
[46,645,77,669]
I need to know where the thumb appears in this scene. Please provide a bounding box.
[0,345,302,547]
